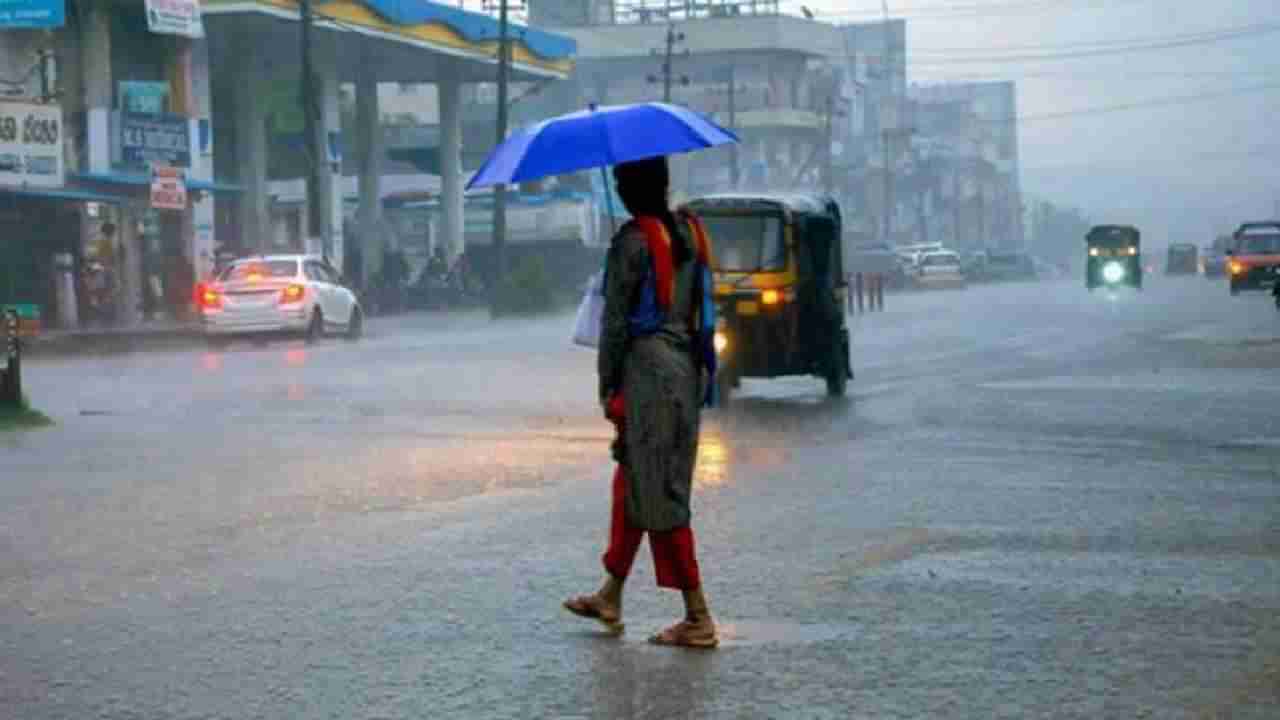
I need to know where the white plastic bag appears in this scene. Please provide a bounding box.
[572,270,606,348]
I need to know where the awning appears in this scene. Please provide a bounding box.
[204,0,576,80]
[72,171,244,194]
[0,185,129,204]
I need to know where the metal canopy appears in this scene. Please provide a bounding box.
[203,0,576,84]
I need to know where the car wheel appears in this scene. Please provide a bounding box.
[305,309,323,344]
[345,307,363,341]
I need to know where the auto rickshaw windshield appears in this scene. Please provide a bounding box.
[703,214,786,272]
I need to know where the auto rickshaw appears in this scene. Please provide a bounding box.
[1085,225,1142,291]
[1165,243,1198,275]
[681,193,853,404]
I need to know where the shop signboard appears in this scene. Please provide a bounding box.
[150,166,187,211]
[121,112,190,168]
[0,0,64,28]
[0,101,63,188]
[145,0,203,38]
[119,81,170,115]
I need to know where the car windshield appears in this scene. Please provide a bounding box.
[220,260,299,282]
[1238,233,1280,255]
[703,215,786,272]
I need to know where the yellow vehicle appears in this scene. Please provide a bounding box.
[681,193,852,404]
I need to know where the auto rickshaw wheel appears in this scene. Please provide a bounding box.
[715,369,734,409]
[825,333,850,397]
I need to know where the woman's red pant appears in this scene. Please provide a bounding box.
[602,464,702,590]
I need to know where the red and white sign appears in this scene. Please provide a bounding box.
[146,0,203,38]
[150,165,187,210]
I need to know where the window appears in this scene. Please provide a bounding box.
[220,260,298,281]
[703,215,786,272]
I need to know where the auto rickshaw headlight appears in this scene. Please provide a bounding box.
[761,289,781,305]
[1102,261,1126,284]
[714,331,728,354]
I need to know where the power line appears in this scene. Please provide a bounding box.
[968,81,1280,125]
[908,21,1280,55]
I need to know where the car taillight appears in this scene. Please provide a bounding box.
[280,284,306,303]
[199,287,222,310]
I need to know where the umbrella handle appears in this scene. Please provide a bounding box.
[600,165,617,237]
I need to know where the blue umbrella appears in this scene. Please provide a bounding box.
[466,102,739,190]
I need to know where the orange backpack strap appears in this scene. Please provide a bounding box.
[632,216,675,310]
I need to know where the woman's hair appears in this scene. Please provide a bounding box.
[614,156,692,264]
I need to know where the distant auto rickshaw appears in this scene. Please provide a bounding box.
[1165,243,1198,275]
[681,193,853,404]
[1086,225,1142,291]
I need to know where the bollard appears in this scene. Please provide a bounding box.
[855,272,865,314]
[1,309,19,407]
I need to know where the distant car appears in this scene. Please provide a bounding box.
[914,251,967,289]
[1165,243,1198,275]
[1227,222,1280,295]
[1202,235,1232,277]
[198,254,364,346]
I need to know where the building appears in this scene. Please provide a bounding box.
[524,0,850,198]
[910,81,1024,253]
[0,0,232,329]
[0,0,577,329]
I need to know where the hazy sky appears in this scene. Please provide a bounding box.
[781,0,1280,244]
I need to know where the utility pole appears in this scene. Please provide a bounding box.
[647,23,689,103]
[484,0,518,286]
[880,0,894,246]
[299,0,325,262]
[728,64,739,187]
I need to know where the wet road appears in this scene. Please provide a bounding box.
[3,277,1278,719]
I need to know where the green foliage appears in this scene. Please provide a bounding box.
[489,255,559,317]
[0,394,53,431]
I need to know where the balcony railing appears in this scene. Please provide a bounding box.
[614,1,781,23]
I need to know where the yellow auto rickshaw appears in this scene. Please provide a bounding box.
[681,193,852,404]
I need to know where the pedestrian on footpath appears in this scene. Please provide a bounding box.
[563,156,719,649]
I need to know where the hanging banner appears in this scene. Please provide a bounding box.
[145,0,203,38]
[121,112,191,168]
[0,0,64,28]
[0,101,64,188]
[150,166,187,211]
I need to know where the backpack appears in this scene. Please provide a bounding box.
[627,212,719,407]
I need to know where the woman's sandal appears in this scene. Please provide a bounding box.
[649,619,719,649]
[563,594,625,635]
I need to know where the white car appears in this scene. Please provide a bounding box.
[914,251,967,289]
[198,254,363,345]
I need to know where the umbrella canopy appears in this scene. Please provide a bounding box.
[466,102,739,190]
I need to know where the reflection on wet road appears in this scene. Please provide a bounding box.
[3,278,1279,718]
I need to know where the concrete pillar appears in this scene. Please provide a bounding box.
[187,38,217,281]
[354,63,382,288]
[232,38,269,254]
[438,75,464,260]
[80,3,111,174]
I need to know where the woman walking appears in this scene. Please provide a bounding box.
[563,155,719,649]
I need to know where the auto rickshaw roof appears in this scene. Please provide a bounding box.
[683,192,837,218]
[1086,225,1140,246]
